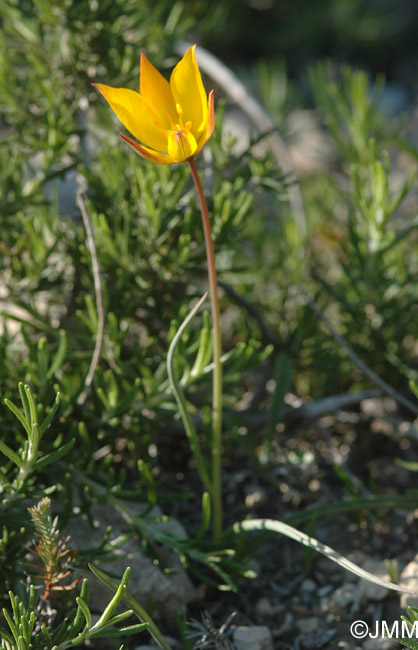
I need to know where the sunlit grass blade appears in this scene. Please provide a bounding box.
[234,518,415,594]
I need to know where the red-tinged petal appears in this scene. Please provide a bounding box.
[140,52,177,128]
[195,90,215,154]
[93,83,168,152]
[120,133,171,164]
[206,89,215,141]
[170,45,207,138]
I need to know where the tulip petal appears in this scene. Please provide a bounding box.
[120,133,171,164]
[140,52,177,128]
[170,45,207,138]
[195,90,215,155]
[93,83,168,152]
[206,89,215,141]
[167,129,197,162]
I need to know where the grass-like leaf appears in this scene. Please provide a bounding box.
[167,293,211,492]
[234,518,415,594]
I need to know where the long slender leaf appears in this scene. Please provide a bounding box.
[33,439,75,470]
[91,568,130,630]
[167,293,211,491]
[0,441,24,468]
[4,398,31,437]
[234,518,415,594]
[75,596,91,629]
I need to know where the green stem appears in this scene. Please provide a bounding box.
[188,157,223,539]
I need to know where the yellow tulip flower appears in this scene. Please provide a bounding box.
[93,45,214,164]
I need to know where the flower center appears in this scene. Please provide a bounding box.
[169,103,192,134]
[164,102,197,161]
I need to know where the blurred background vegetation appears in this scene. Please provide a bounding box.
[1,0,418,642]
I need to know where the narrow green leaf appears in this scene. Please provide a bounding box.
[75,597,91,629]
[47,330,67,380]
[387,171,416,217]
[18,383,31,428]
[9,592,20,625]
[4,398,31,437]
[28,586,35,612]
[30,423,41,459]
[33,439,75,470]
[395,639,418,650]
[114,623,148,635]
[190,321,211,379]
[266,353,292,449]
[91,623,148,638]
[104,610,134,627]
[200,556,238,592]
[88,564,172,650]
[0,440,24,468]
[67,580,90,638]
[396,459,418,472]
[0,626,14,646]
[41,624,52,644]
[40,392,61,435]
[167,293,211,492]
[234,518,415,594]
[194,492,211,541]
[2,608,18,643]
[25,386,38,430]
[17,634,27,650]
[90,568,130,630]
[380,215,418,255]
[138,459,156,506]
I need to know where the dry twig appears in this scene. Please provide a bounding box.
[301,288,418,416]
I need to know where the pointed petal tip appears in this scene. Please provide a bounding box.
[204,89,215,144]
[207,89,215,135]
[188,44,198,61]
[91,82,110,98]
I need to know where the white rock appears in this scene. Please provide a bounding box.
[255,597,276,619]
[301,578,317,594]
[358,559,390,602]
[233,625,273,650]
[273,611,293,637]
[295,616,321,634]
[329,583,358,610]
[317,584,333,598]
[65,502,194,620]
[399,553,418,608]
